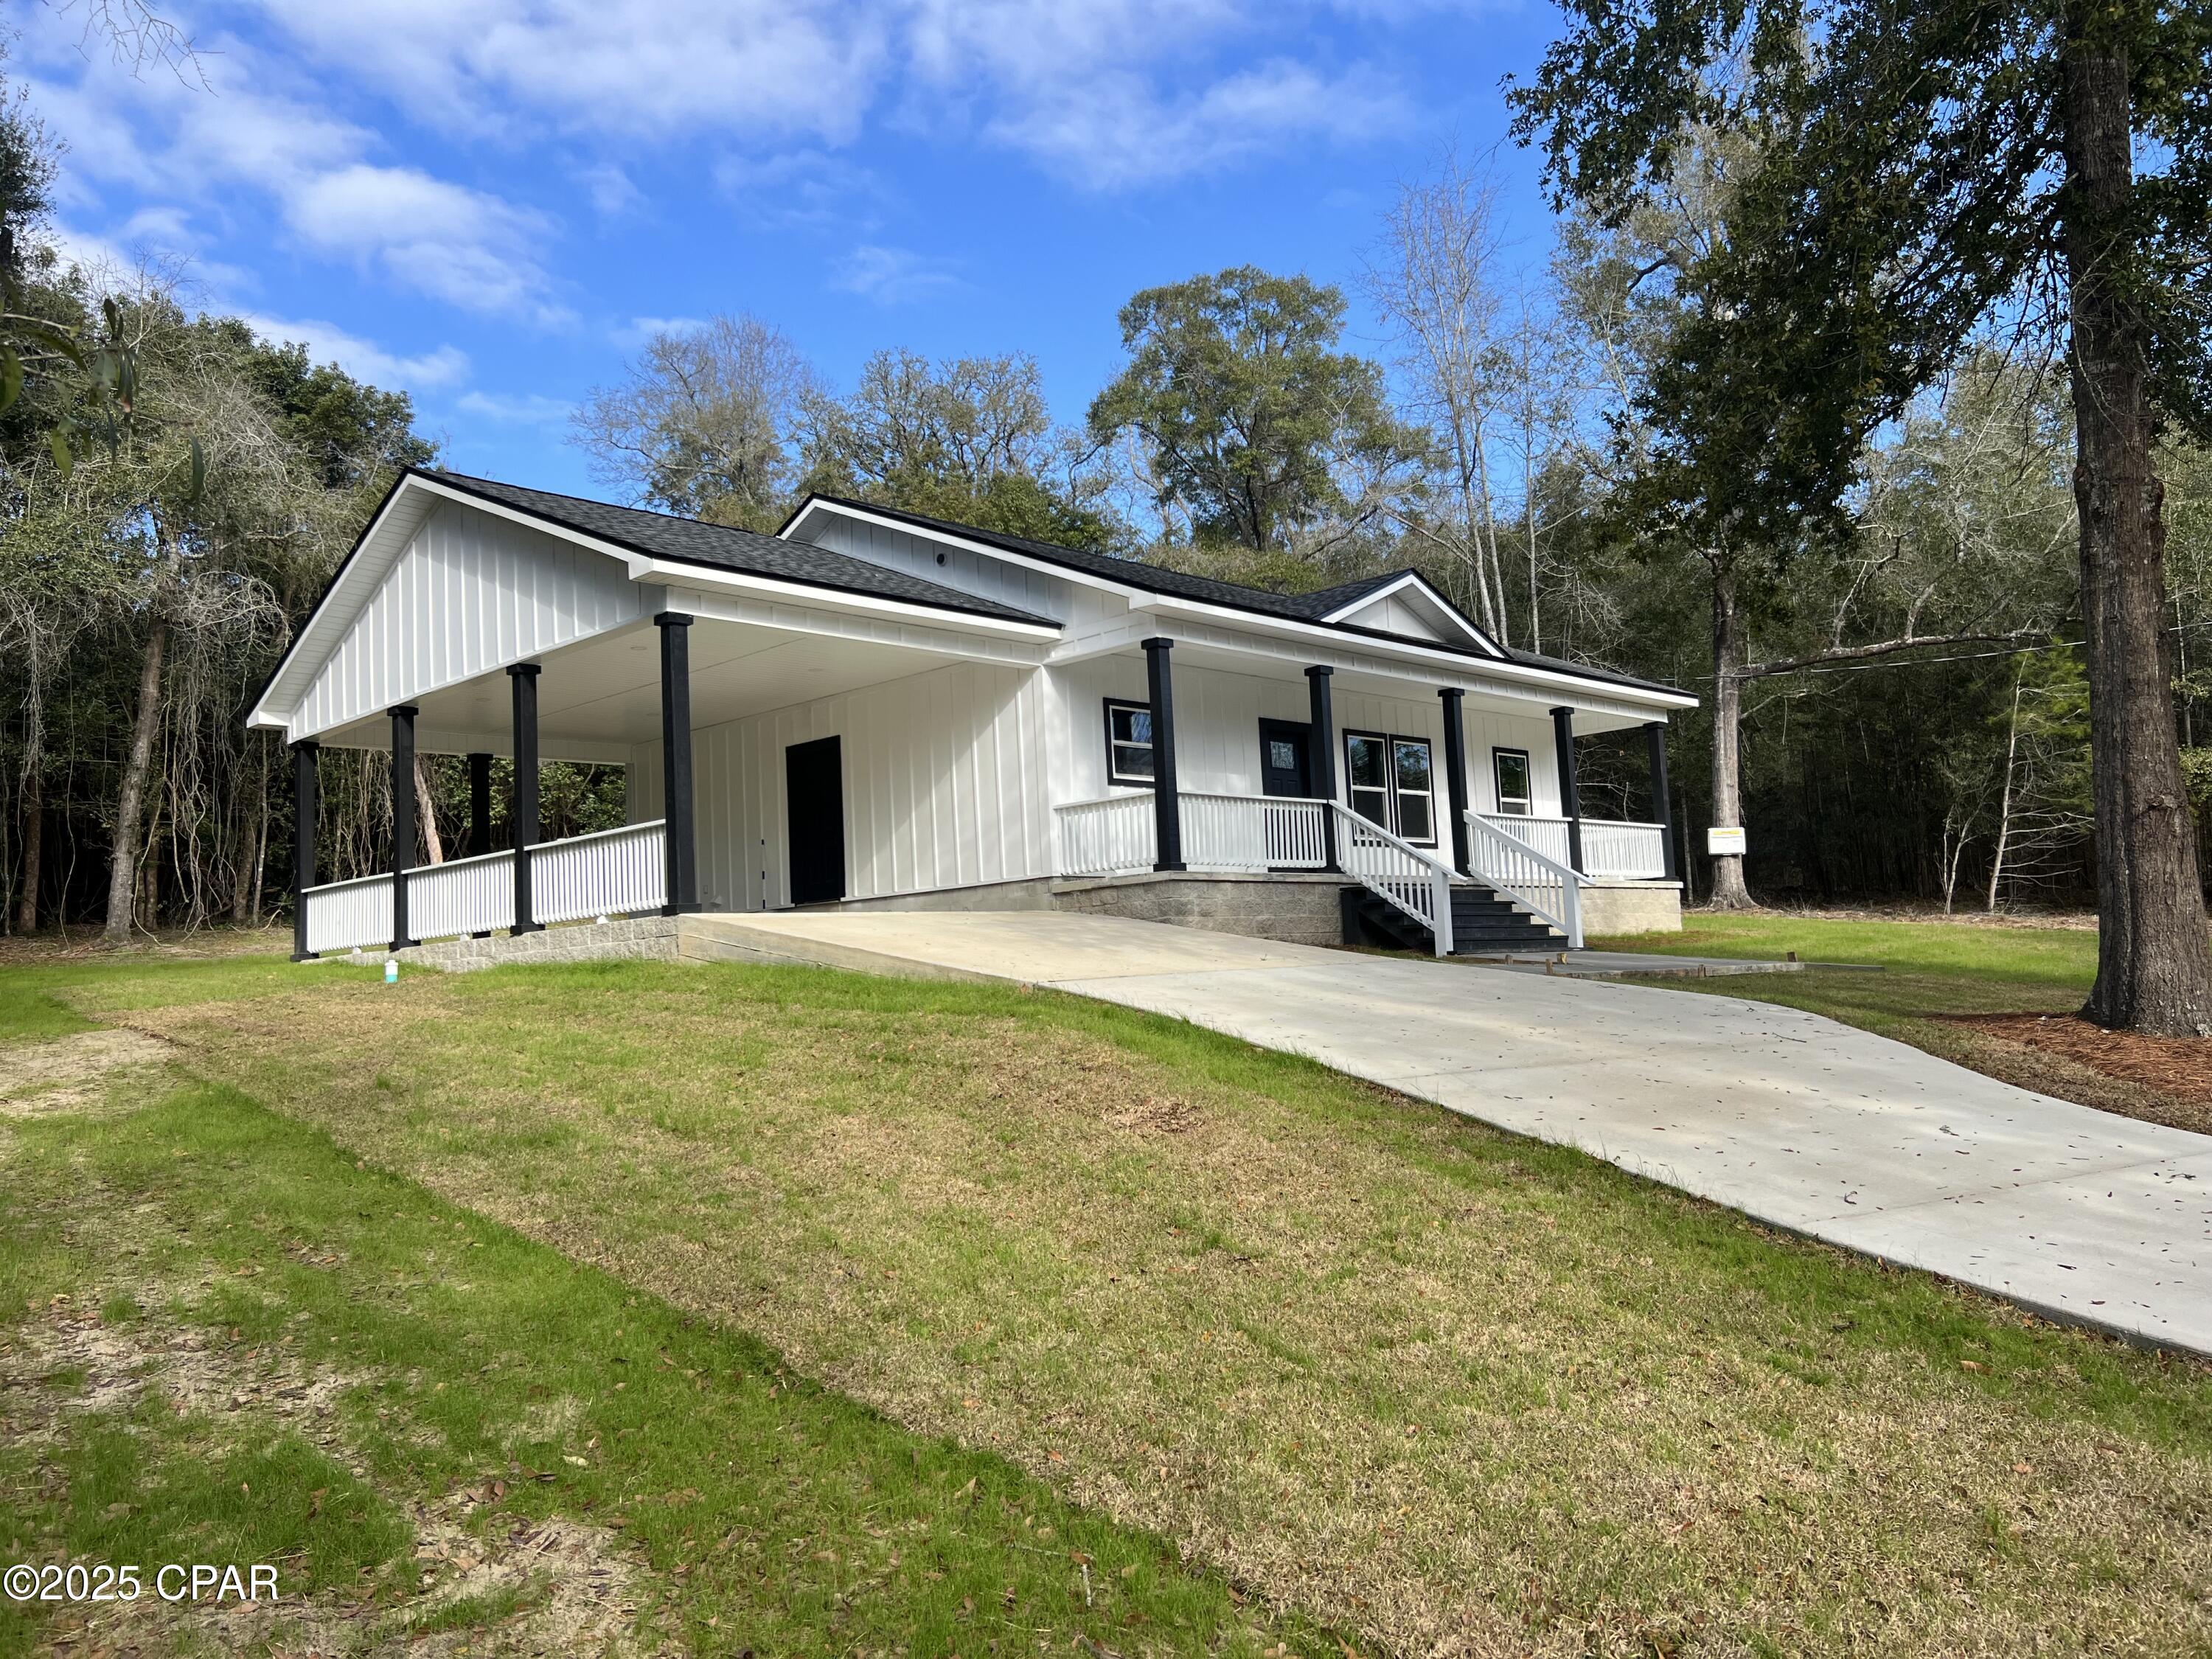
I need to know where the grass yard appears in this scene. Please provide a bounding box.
[1587,912,2212,1135]
[2,942,2210,1656]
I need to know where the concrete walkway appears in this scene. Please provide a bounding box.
[683,912,2212,1356]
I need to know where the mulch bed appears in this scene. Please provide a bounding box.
[1944,1012,2212,1134]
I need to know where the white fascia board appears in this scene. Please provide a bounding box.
[1319,572,1502,655]
[1109,594,1698,713]
[624,557,1058,641]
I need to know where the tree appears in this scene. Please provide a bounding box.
[571,314,816,531]
[800,348,1116,548]
[1088,266,1420,563]
[1512,1,2212,1032]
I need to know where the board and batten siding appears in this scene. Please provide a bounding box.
[1048,658,1565,818]
[294,501,647,740]
[629,659,1051,911]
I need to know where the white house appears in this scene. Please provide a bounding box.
[250,469,1697,962]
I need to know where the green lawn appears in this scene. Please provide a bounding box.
[3,942,2209,1656]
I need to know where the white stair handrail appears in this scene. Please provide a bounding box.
[1329,802,1455,956]
[1464,810,1582,947]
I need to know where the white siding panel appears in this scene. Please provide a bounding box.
[296,502,644,738]
[805,517,1084,623]
[642,661,1050,911]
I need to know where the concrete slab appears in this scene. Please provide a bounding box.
[673,911,2212,1355]
[1459,949,1807,978]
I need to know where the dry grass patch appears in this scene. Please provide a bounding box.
[135,961,2212,1658]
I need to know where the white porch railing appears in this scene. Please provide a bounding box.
[529,820,667,926]
[299,819,667,955]
[1474,812,1668,880]
[1466,811,1582,947]
[302,870,394,956]
[1057,794,1157,877]
[405,848,516,941]
[1179,792,1329,872]
[1332,803,1454,956]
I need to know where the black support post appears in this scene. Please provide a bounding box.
[1550,705,1584,875]
[656,612,700,914]
[1644,720,1680,883]
[290,740,319,961]
[509,664,543,934]
[1439,687,1471,876]
[389,706,419,951]
[1142,637,1185,872]
[1306,666,1338,871]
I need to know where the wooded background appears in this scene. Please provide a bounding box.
[7,65,2206,942]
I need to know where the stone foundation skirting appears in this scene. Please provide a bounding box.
[1050,871,1349,947]
[385,914,684,973]
[1578,880,1683,936]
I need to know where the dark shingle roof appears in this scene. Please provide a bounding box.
[430,470,1059,628]
[787,494,1688,698]
[790,493,1427,625]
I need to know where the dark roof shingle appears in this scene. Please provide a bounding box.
[431,470,1060,627]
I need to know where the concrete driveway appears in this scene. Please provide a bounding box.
[683,911,2212,1356]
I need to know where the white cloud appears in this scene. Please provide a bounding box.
[285,164,567,324]
[714,148,883,230]
[832,243,965,305]
[240,313,472,391]
[18,18,568,323]
[579,164,641,218]
[454,390,574,424]
[612,316,709,348]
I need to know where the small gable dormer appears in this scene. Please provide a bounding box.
[1317,573,1501,655]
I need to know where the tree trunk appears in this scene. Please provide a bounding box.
[1989,673,2023,912]
[414,755,445,865]
[15,765,41,934]
[102,613,170,947]
[2062,26,2212,1033]
[1708,557,1756,909]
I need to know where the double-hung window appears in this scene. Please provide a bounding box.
[1344,730,1438,846]
[1492,748,1532,816]
[1104,700,1155,786]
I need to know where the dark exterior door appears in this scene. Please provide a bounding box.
[1257,718,1313,798]
[784,737,846,905]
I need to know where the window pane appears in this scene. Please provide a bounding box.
[1111,706,1152,745]
[1111,743,1154,780]
[1350,787,1391,828]
[1495,751,1530,806]
[1346,735,1387,789]
[1394,740,1432,793]
[1397,794,1432,843]
[1269,739,1298,771]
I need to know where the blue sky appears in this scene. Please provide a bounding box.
[18,1,1567,496]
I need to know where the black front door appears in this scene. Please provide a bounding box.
[1257,718,1313,798]
[785,736,846,905]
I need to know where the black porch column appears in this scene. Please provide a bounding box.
[656,612,700,914]
[1307,666,1338,871]
[1644,720,1680,883]
[290,740,319,961]
[509,664,543,934]
[1550,705,1585,874]
[1143,637,1185,872]
[1439,687,1471,875]
[389,706,419,951]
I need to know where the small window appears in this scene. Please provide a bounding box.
[1493,748,1531,816]
[1394,738,1435,844]
[1345,732,1392,828]
[1105,699,1155,786]
[1268,737,1300,772]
